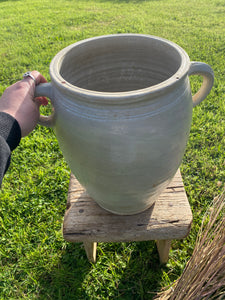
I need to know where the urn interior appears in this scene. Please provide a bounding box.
[59,36,182,93]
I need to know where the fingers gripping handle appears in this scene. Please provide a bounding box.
[188,62,214,107]
[35,83,54,127]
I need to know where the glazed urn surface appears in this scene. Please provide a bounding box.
[36,34,214,215]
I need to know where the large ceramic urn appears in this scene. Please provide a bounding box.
[36,34,214,215]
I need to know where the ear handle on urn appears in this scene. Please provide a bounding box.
[188,62,214,107]
[35,83,54,127]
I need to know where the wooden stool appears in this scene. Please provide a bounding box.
[63,169,192,264]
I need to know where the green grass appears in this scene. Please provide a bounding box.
[0,0,224,299]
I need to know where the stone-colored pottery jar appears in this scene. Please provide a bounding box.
[36,34,214,215]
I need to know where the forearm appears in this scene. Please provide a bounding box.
[0,136,11,185]
[0,112,21,186]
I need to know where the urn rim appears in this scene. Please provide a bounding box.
[49,34,190,103]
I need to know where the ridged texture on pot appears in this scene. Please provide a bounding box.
[36,34,214,214]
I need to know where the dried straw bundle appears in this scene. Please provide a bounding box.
[155,192,225,300]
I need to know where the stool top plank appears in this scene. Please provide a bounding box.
[63,170,192,243]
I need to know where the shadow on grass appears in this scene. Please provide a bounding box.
[93,0,163,4]
[37,242,92,299]
[116,243,166,299]
[97,241,170,299]
[96,0,161,2]
[66,0,161,2]
[0,0,20,2]
[37,240,172,299]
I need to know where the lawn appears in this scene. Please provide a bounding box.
[0,0,224,299]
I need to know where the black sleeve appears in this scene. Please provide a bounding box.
[0,112,21,186]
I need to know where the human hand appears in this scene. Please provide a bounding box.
[0,71,48,137]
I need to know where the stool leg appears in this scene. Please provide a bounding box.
[83,242,97,263]
[156,240,171,264]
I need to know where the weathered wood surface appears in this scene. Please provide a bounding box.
[63,169,192,242]
[156,240,172,264]
[83,242,97,263]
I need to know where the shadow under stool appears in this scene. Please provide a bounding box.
[63,169,192,264]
